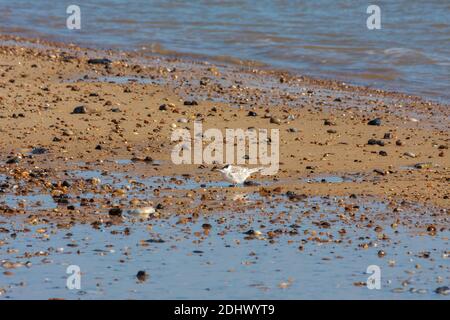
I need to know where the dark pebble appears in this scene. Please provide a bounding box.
[368,139,385,146]
[286,191,307,201]
[6,157,20,164]
[87,58,112,65]
[108,208,123,217]
[434,286,450,295]
[32,147,48,155]
[72,106,87,114]
[244,181,259,186]
[62,181,71,188]
[136,270,148,282]
[368,118,382,126]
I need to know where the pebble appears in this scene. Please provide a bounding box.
[109,208,123,217]
[368,139,385,146]
[184,100,198,106]
[368,118,382,126]
[414,162,433,169]
[87,58,112,65]
[6,156,21,164]
[136,270,148,282]
[72,106,88,114]
[403,152,416,158]
[383,132,393,139]
[247,111,258,117]
[270,116,281,125]
[32,147,48,155]
[434,286,450,295]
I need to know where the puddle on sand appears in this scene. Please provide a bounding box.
[0,170,276,213]
[0,194,56,211]
[302,173,366,184]
[70,75,165,86]
[0,194,448,299]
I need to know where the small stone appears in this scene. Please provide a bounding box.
[108,208,123,217]
[136,270,148,282]
[368,139,385,146]
[72,106,87,114]
[414,162,433,169]
[62,129,74,136]
[403,152,416,158]
[247,111,257,117]
[32,147,48,155]
[368,118,382,126]
[383,132,393,139]
[244,229,262,236]
[378,250,386,258]
[6,156,20,164]
[396,140,404,146]
[270,116,281,125]
[434,286,450,295]
[202,223,212,230]
[379,150,388,156]
[87,58,112,65]
[324,119,336,126]
[184,100,198,106]
[62,181,71,188]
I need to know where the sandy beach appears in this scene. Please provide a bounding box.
[0,35,449,299]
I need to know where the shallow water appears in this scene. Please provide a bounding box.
[1,195,448,299]
[0,0,449,102]
[0,167,449,299]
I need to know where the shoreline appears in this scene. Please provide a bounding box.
[2,33,449,106]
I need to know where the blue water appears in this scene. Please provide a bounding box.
[1,0,449,102]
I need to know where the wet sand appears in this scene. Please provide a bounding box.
[0,35,449,299]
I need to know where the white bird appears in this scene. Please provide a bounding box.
[216,165,263,185]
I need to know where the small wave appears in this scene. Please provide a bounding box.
[383,47,435,65]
